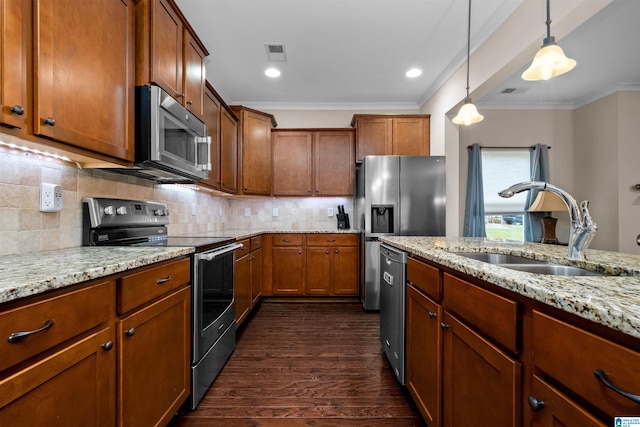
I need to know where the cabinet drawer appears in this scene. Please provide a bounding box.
[532,311,640,417]
[306,234,357,247]
[117,258,190,314]
[0,281,113,372]
[236,238,250,256]
[407,257,441,300]
[250,236,262,251]
[443,273,518,354]
[272,234,304,246]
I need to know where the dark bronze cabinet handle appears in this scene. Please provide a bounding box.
[440,322,450,330]
[156,275,171,285]
[428,311,437,319]
[124,328,135,337]
[327,239,336,242]
[10,105,24,115]
[282,239,292,243]
[8,319,54,343]
[594,369,640,404]
[101,341,113,351]
[43,117,56,126]
[528,396,545,411]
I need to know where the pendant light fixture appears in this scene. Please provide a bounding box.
[452,0,483,126]
[522,0,576,81]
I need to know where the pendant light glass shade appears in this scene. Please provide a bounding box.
[522,0,576,81]
[452,0,483,126]
[522,39,576,81]
[452,98,484,125]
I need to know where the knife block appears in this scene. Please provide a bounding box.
[337,213,350,229]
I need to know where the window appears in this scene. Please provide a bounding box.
[481,149,529,241]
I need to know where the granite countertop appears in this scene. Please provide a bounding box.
[0,246,194,305]
[380,236,640,340]
[181,228,361,241]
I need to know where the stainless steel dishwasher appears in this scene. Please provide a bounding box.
[380,243,408,385]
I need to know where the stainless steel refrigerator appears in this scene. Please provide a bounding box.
[354,155,445,310]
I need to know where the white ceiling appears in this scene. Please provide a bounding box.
[175,0,640,111]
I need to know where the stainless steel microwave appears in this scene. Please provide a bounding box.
[108,85,211,183]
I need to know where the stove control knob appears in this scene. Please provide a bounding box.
[154,208,166,216]
[116,206,128,215]
[103,206,115,216]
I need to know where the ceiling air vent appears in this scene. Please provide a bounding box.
[265,43,287,62]
[501,88,518,94]
[500,87,529,94]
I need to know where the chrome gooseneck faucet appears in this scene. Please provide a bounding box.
[498,181,597,260]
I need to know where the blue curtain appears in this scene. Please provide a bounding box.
[464,143,486,237]
[524,144,550,242]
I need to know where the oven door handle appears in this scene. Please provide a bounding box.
[197,243,244,262]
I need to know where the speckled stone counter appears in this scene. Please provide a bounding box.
[380,236,640,340]
[0,246,194,305]
[181,228,361,241]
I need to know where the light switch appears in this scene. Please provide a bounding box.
[244,207,251,216]
[273,207,279,217]
[327,208,334,217]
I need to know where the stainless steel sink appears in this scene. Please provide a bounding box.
[502,264,606,276]
[458,252,545,264]
[457,252,607,276]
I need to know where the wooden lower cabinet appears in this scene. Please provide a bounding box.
[118,286,190,427]
[0,327,115,426]
[251,247,263,305]
[235,241,252,325]
[273,246,305,295]
[529,375,606,427]
[405,283,442,427]
[442,312,521,426]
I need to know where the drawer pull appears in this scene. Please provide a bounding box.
[528,396,545,411]
[8,319,54,343]
[327,239,336,242]
[156,275,171,285]
[428,311,438,319]
[124,328,136,337]
[594,369,640,404]
[282,239,292,243]
[101,341,113,351]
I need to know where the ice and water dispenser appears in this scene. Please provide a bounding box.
[371,205,394,234]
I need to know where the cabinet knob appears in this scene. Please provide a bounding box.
[335,249,339,253]
[10,105,24,115]
[527,396,545,412]
[325,250,329,254]
[186,100,193,106]
[298,250,302,254]
[177,93,185,98]
[440,322,450,330]
[428,311,438,319]
[124,328,135,337]
[43,117,56,126]
[101,341,113,351]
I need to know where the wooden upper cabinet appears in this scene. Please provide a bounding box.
[314,130,355,196]
[33,0,134,162]
[0,0,29,130]
[272,131,313,196]
[232,106,277,196]
[200,83,222,189]
[220,107,238,193]
[272,129,355,197]
[351,114,430,160]
[136,0,208,121]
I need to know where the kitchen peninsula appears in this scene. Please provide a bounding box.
[380,236,640,426]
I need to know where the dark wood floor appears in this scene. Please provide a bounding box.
[171,302,425,427]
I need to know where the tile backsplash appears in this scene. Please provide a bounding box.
[0,149,352,255]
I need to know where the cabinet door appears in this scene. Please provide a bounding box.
[442,312,521,427]
[529,375,606,427]
[150,0,183,99]
[118,287,190,427]
[183,31,206,120]
[0,0,29,129]
[241,110,273,195]
[251,248,263,305]
[235,253,252,325]
[406,284,442,427]
[201,86,221,189]
[392,117,429,156]
[272,247,305,295]
[355,117,391,159]
[220,108,238,193]
[0,327,115,427]
[333,246,359,295]
[34,0,134,161]
[272,131,313,196]
[305,247,332,295]
[314,130,355,196]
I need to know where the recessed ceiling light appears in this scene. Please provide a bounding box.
[405,68,422,78]
[265,68,281,78]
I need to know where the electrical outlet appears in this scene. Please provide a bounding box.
[327,207,334,217]
[244,207,251,217]
[273,207,279,217]
[40,183,63,212]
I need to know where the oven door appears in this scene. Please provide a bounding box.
[192,243,242,363]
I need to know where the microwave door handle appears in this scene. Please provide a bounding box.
[195,136,212,172]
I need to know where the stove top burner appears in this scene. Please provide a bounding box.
[132,236,236,251]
